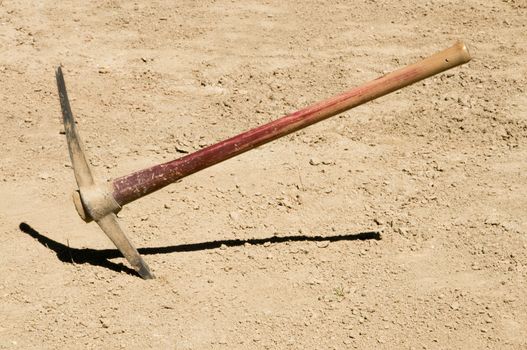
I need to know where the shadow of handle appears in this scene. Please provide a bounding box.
[19,222,381,277]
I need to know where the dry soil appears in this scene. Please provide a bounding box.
[1,0,526,349]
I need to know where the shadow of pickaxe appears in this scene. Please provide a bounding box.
[19,222,380,277]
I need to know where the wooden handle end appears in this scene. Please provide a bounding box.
[454,41,471,64]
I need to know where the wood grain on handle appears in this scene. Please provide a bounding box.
[112,42,471,206]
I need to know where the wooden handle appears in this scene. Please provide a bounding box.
[112,42,471,206]
[310,41,471,120]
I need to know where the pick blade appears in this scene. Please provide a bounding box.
[56,66,95,188]
[96,213,154,279]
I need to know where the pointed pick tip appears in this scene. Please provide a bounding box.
[55,65,63,77]
[96,214,154,280]
[137,262,155,279]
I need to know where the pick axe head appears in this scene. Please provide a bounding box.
[56,67,154,279]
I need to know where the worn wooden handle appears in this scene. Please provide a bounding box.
[112,42,471,206]
[306,41,471,122]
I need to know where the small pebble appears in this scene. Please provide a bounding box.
[317,241,329,248]
[309,158,321,166]
[229,211,241,221]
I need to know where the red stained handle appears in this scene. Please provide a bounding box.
[112,42,471,206]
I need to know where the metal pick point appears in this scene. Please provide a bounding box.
[56,67,154,279]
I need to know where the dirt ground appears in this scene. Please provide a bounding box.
[1,0,526,349]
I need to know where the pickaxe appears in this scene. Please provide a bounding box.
[56,42,471,279]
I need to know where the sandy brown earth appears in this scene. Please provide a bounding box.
[1,0,526,349]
